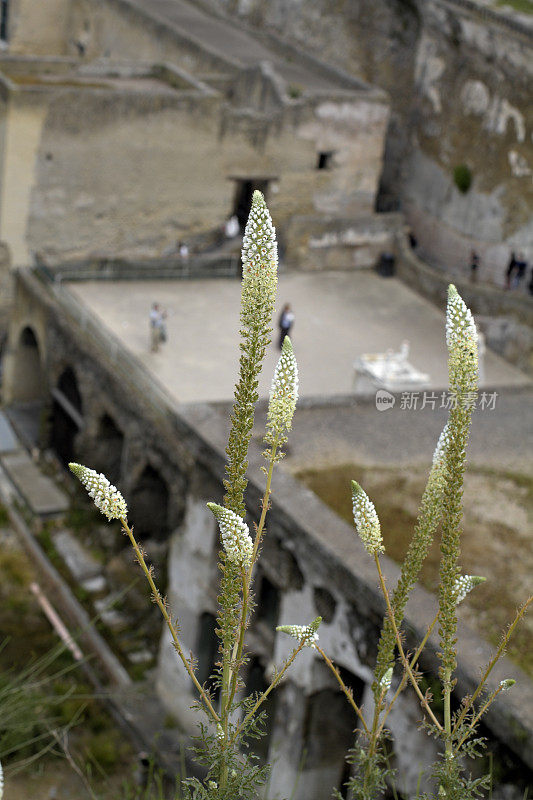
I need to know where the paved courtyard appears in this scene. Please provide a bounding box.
[68,271,529,404]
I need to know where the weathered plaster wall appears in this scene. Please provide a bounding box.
[0,91,48,266]
[0,74,386,263]
[211,0,533,284]
[7,0,71,55]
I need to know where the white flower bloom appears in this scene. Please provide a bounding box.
[69,463,128,521]
[446,285,477,351]
[446,285,478,393]
[241,190,278,280]
[351,481,384,555]
[207,503,254,566]
[379,667,393,693]
[499,679,515,692]
[432,422,450,468]
[276,616,321,647]
[267,337,299,436]
[454,574,486,604]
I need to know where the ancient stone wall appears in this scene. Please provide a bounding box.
[208,0,533,284]
[6,0,72,55]
[4,269,533,798]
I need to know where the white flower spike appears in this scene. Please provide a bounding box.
[432,422,450,469]
[379,667,393,693]
[446,285,478,394]
[207,503,254,567]
[277,616,322,648]
[499,679,515,692]
[69,463,128,521]
[454,574,486,604]
[351,481,384,555]
[241,190,278,279]
[267,337,299,437]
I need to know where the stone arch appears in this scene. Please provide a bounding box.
[91,412,124,485]
[129,464,169,540]
[50,366,83,465]
[302,674,364,798]
[9,325,45,402]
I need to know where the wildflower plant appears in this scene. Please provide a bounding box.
[68,195,531,800]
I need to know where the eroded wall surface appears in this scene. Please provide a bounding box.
[211,0,533,284]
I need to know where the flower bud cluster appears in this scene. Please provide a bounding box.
[241,190,278,279]
[379,667,393,693]
[277,616,322,647]
[351,481,384,555]
[240,191,278,328]
[69,462,128,521]
[454,574,486,604]
[267,337,299,438]
[207,503,254,567]
[499,679,515,692]
[432,422,450,469]
[446,285,478,394]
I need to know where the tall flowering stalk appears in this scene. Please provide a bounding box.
[438,285,478,781]
[67,218,531,799]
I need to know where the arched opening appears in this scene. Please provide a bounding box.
[92,413,124,485]
[50,367,83,465]
[303,669,365,799]
[129,464,169,540]
[11,326,45,403]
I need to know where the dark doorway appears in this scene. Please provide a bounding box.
[50,367,83,465]
[232,179,270,230]
[129,464,169,540]
[197,612,220,703]
[92,414,124,485]
[0,0,8,41]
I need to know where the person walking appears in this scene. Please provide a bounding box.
[278,303,294,349]
[149,303,167,352]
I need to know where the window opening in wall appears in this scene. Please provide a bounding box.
[245,656,277,764]
[0,0,9,42]
[129,465,169,541]
[197,612,220,703]
[316,151,334,170]
[255,574,281,629]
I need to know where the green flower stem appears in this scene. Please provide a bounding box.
[453,685,505,754]
[121,518,220,725]
[452,595,532,737]
[378,610,439,736]
[374,554,443,731]
[225,441,279,720]
[230,641,306,746]
[315,646,370,734]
